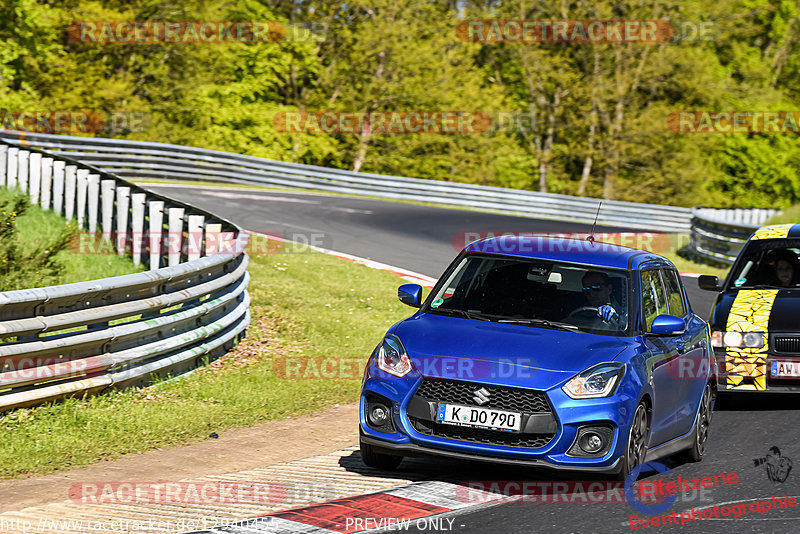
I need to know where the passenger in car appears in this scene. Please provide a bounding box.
[763,249,799,287]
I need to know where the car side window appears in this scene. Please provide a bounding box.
[641,269,668,331]
[661,269,686,318]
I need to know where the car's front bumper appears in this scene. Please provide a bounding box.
[714,348,800,392]
[359,431,623,473]
[360,371,638,472]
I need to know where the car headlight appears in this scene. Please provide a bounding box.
[711,331,764,349]
[562,362,625,399]
[375,334,412,377]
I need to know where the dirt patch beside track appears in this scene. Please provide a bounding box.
[0,403,359,513]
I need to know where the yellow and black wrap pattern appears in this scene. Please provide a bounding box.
[724,289,777,390]
[751,225,792,240]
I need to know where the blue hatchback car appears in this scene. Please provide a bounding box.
[359,235,714,478]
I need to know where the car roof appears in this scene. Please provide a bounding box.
[465,235,673,271]
[750,224,800,241]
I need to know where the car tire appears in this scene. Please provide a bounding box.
[679,383,713,463]
[616,401,649,481]
[360,439,403,470]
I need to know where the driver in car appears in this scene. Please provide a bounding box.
[564,271,623,325]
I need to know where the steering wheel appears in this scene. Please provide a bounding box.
[565,306,600,320]
[564,306,620,327]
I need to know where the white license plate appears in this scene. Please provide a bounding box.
[436,403,521,432]
[771,360,800,378]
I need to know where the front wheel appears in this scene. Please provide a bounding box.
[360,439,403,470]
[679,383,713,463]
[616,401,649,480]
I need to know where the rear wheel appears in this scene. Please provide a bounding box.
[679,383,713,463]
[359,440,403,470]
[616,401,649,480]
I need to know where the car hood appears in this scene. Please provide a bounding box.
[710,288,800,333]
[393,312,634,389]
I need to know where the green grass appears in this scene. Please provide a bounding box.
[0,187,142,288]
[765,205,800,226]
[660,234,730,279]
[0,243,412,478]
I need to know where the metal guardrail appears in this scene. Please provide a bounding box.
[0,131,694,232]
[687,208,778,266]
[0,139,250,412]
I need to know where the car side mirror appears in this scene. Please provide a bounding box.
[698,275,721,292]
[398,284,422,308]
[650,314,686,336]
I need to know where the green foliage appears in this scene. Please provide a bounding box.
[0,187,141,290]
[1,0,799,207]
[0,188,68,290]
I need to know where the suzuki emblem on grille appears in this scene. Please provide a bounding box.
[473,387,491,405]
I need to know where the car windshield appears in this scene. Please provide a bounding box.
[425,255,630,335]
[727,239,800,289]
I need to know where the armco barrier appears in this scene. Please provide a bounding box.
[0,140,250,412]
[687,208,778,266]
[0,131,694,232]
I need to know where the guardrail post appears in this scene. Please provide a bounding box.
[87,174,100,233]
[148,201,165,270]
[167,207,185,266]
[116,187,131,256]
[75,168,89,226]
[101,180,115,240]
[131,193,146,266]
[0,145,7,187]
[28,152,41,204]
[41,157,53,210]
[187,215,204,261]
[64,165,77,220]
[53,161,66,215]
[6,147,17,187]
[205,223,222,255]
[17,150,28,191]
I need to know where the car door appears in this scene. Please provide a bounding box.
[661,268,707,437]
[641,268,685,446]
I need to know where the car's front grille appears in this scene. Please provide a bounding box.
[774,336,800,353]
[409,379,556,449]
[408,416,555,448]
[414,380,552,413]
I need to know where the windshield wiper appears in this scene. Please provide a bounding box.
[497,318,580,331]
[432,308,493,321]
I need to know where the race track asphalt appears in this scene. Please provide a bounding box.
[147,184,799,534]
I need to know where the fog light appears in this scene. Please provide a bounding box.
[369,405,389,426]
[568,426,614,457]
[579,432,604,454]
